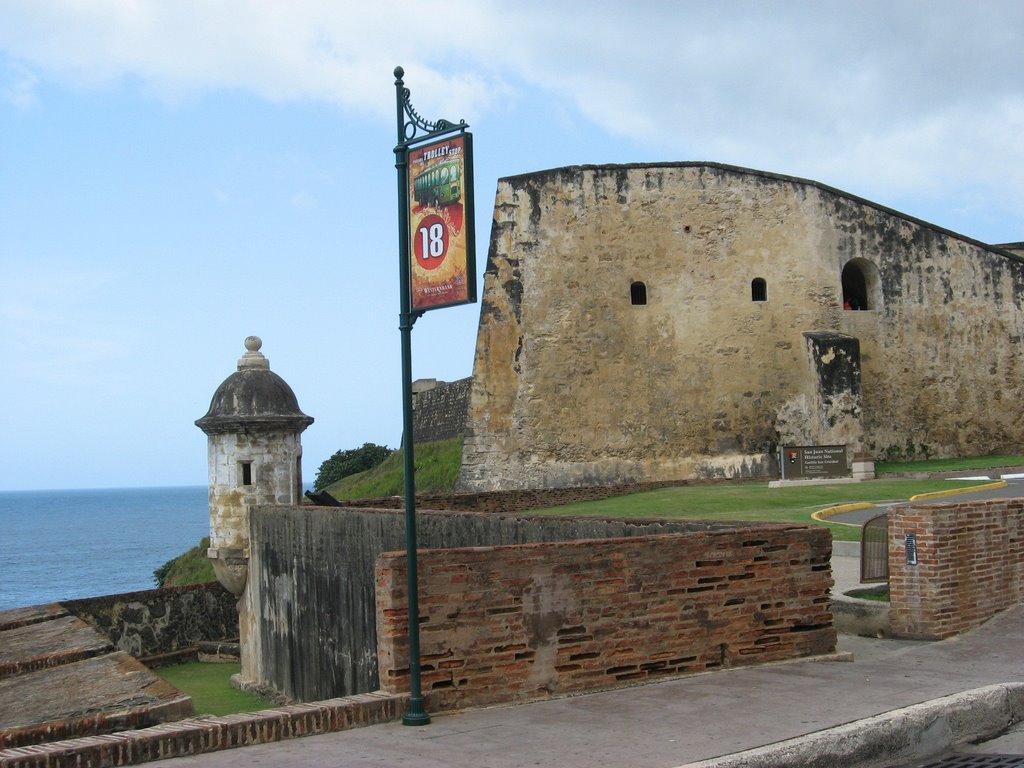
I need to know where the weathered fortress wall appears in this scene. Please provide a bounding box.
[411,376,470,444]
[458,163,1024,490]
[63,582,238,662]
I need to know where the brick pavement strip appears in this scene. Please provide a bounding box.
[0,693,407,768]
[0,605,68,632]
[0,653,193,749]
[0,616,112,679]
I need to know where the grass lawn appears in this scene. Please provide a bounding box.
[527,477,999,541]
[157,662,269,716]
[876,454,1024,475]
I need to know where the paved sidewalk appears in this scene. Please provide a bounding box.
[162,556,1023,768]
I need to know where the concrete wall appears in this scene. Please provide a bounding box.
[888,498,1024,640]
[249,505,833,704]
[376,525,834,710]
[458,162,1024,490]
[63,583,238,661]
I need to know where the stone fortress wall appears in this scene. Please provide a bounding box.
[63,582,238,662]
[458,162,1024,491]
[411,376,471,444]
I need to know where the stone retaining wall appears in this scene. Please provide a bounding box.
[62,582,238,660]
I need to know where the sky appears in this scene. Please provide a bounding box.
[1,1,1022,492]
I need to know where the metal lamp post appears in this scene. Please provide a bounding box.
[392,65,473,726]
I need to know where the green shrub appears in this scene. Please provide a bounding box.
[314,443,394,491]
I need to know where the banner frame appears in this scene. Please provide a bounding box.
[406,131,477,313]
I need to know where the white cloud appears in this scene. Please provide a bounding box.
[0,0,507,119]
[0,0,1021,233]
[0,59,38,108]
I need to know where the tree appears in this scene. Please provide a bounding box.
[314,443,394,490]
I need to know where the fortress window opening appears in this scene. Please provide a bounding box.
[841,258,882,311]
[751,277,767,302]
[241,461,253,486]
[630,281,648,305]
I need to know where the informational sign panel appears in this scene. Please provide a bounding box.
[407,133,476,312]
[782,445,849,480]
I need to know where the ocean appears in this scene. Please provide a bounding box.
[0,486,210,612]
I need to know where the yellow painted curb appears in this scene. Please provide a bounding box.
[811,501,877,526]
[909,479,1007,502]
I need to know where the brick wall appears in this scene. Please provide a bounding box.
[889,498,1024,639]
[376,525,835,710]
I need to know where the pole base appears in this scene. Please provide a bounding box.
[402,709,432,726]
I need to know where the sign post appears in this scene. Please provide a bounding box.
[392,66,476,726]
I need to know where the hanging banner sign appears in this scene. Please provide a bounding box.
[407,132,476,312]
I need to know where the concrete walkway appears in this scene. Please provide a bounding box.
[158,553,1023,768]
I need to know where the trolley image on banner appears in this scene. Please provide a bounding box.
[407,132,476,312]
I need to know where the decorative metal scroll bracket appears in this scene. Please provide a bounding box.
[394,66,468,147]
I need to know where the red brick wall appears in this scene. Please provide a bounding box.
[376,525,834,710]
[889,498,1024,640]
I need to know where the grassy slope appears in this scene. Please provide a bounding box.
[323,436,463,499]
[154,538,215,587]
[876,454,1024,474]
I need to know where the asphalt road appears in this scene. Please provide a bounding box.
[829,473,1024,526]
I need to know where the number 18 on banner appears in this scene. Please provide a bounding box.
[407,133,476,312]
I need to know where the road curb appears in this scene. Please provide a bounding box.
[812,502,876,525]
[909,479,1008,502]
[677,682,1024,768]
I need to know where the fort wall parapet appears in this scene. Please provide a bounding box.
[410,377,471,444]
[249,504,834,706]
[0,692,404,768]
